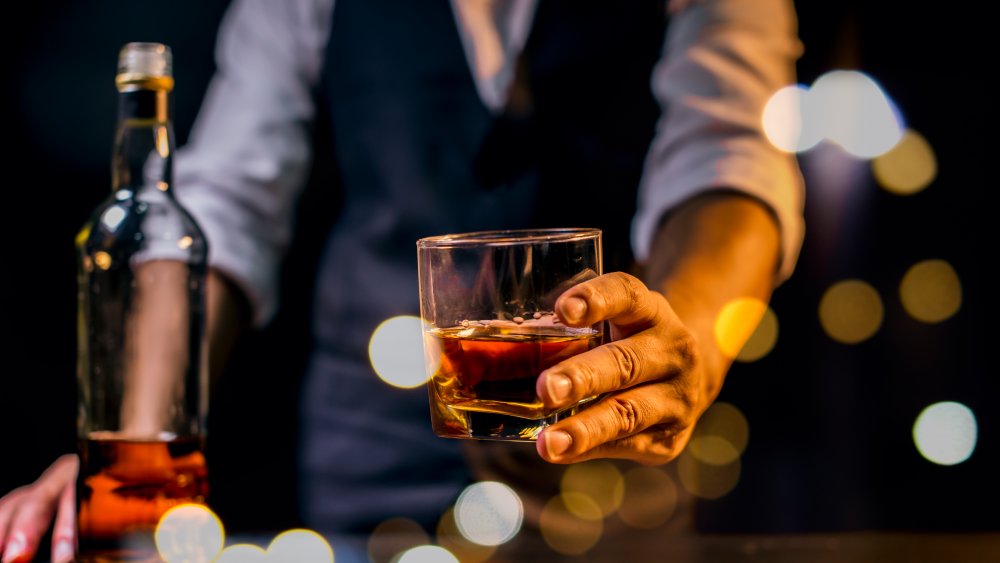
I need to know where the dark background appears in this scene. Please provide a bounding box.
[3,0,994,535]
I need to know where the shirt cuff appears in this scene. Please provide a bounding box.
[178,189,281,326]
[631,138,805,285]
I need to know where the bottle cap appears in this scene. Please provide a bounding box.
[116,42,173,91]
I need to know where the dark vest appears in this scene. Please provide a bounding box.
[300,0,669,535]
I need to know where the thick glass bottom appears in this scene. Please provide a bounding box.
[430,398,595,441]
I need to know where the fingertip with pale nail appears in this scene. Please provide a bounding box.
[558,296,588,324]
[52,540,74,563]
[2,532,26,563]
[538,371,572,405]
[537,429,573,461]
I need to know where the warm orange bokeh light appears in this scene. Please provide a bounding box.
[618,467,678,529]
[873,128,937,195]
[819,280,884,344]
[900,259,962,324]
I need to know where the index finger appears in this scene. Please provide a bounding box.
[555,272,661,331]
[536,318,695,409]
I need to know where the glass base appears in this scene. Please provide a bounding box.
[431,399,594,441]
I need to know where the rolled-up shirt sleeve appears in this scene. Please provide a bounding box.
[174,0,333,325]
[632,0,806,283]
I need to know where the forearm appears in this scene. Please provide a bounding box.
[206,269,251,386]
[644,192,781,408]
[117,265,248,435]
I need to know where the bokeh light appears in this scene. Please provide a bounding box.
[436,508,496,563]
[369,315,434,388]
[872,128,937,195]
[560,461,625,518]
[100,205,127,232]
[762,71,903,158]
[913,402,978,466]
[94,250,112,271]
[677,451,741,500]
[539,493,603,555]
[214,544,267,562]
[396,545,459,563]
[695,402,750,456]
[368,517,430,563]
[819,280,884,344]
[618,467,678,529]
[687,435,740,466]
[153,504,335,563]
[267,529,334,563]
[763,84,820,152]
[810,70,903,158]
[900,259,962,324]
[454,481,523,546]
[714,298,776,361]
[154,504,224,563]
[738,305,779,362]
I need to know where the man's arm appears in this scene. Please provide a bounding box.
[533,194,778,464]
[534,0,802,464]
[646,193,780,416]
[207,271,252,384]
[176,0,332,326]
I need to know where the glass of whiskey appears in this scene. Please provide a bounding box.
[417,229,603,441]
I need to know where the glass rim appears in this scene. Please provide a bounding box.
[417,228,601,248]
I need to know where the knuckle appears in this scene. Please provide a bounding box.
[15,497,43,520]
[606,396,647,435]
[626,276,649,305]
[613,272,647,306]
[605,342,641,387]
[670,330,699,376]
[645,426,684,464]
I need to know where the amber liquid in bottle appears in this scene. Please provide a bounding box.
[76,435,208,559]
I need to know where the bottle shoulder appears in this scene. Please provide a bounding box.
[77,188,207,265]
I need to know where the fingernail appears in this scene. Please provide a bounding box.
[53,540,74,563]
[2,532,25,563]
[542,430,572,458]
[560,297,587,323]
[545,372,572,403]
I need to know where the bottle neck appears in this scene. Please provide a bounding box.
[112,88,175,195]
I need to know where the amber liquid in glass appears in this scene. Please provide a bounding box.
[427,315,601,440]
[76,433,208,562]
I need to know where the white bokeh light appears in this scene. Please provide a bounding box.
[913,402,977,466]
[396,545,459,563]
[762,84,821,152]
[809,70,903,158]
[267,529,334,563]
[369,315,435,388]
[764,71,904,159]
[100,205,127,232]
[214,544,267,562]
[454,481,524,546]
[154,504,224,563]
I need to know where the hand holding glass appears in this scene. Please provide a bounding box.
[418,229,602,441]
